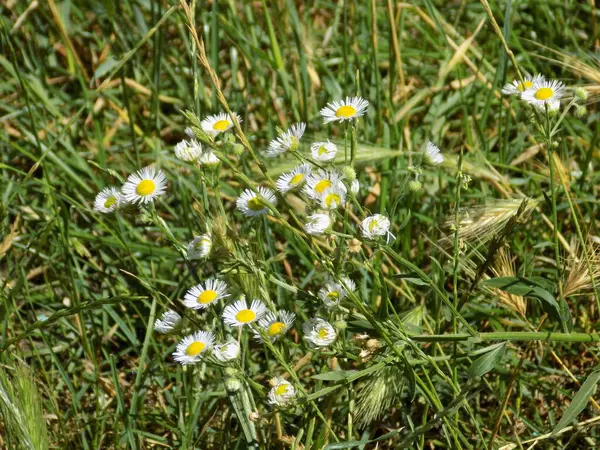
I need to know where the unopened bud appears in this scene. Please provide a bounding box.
[408,180,422,193]
[574,87,588,101]
[342,166,357,182]
[225,377,242,393]
[347,238,362,253]
[575,105,587,118]
[334,320,347,331]
[233,143,245,155]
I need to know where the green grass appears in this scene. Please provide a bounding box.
[1,0,600,448]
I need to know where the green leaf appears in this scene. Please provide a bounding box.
[312,370,358,381]
[469,342,506,377]
[553,369,600,436]
[94,56,119,80]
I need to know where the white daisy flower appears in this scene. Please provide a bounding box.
[501,74,544,96]
[319,185,346,210]
[360,214,395,243]
[222,298,267,327]
[154,309,181,334]
[266,123,306,157]
[275,164,312,194]
[173,330,215,365]
[121,166,167,205]
[423,141,444,166]
[174,139,202,162]
[213,338,241,362]
[304,213,332,236]
[303,318,336,347]
[182,279,229,310]
[318,277,356,308]
[199,151,220,166]
[303,169,346,201]
[521,78,566,110]
[310,141,338,162]
[320,96,369,124]
[186,234,212,260]
[201,112,241,136]
[254,310,296,342]
[94,187,122,213]
[350,179,360,195]
[268,377,296,407]
[236,187,277,217]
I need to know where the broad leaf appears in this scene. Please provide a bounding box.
[469,342,506,377]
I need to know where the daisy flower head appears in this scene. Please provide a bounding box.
[304,213,332,236]
[236,187,277,217]
[121,166,167,205]
[361,214,395,243]
[310,141,338,162]
[254,310,296,342]
[199,151,220,166]
[94,187,122,213]
[276,164,312,194]
[303,318,337,347]
[173,330,215,365]
[320,96,369,124]
[201,112,241,136]
[319,185,346,210]
[501,74,544,96]
[319,277,356,308]
[154,309,181,334]
[183,279,229,310]
[268,377,296,407]
[222,298,267,327]
[423,141,444,166]
[266,123,306,157]
[350,179,360,195]
[186,234,212,260]
[213,338,241,362]
[303,169,346,201]
[521,78,566,110]
[174,139,202,162]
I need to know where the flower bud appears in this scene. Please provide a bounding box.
[575,105,587,118]
[225,377,242,393]
[408,180,422,193]
[342,166,357,182]
[574,87,588,101]
[233,143,245,155]
[334,319,347,331]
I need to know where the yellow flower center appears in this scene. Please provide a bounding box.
[517,81,533,91]
[318,145,329,155]
[368,219,379,231]
[247,197,264,211]
[198,289,217,304]
[326,291,340,300]
[268,322,286,336]
[324,193,341,208]
[213,119,230,131]
[136,179,156,196]
[535,87,554,101]
[186,341,205,356]
[275,384,289,396]
[104,196,117,208]
[236,309,256,323]
[290,173,304,185]
[335,105,357,118]
[317,328,329,340]
[315,180,332,194]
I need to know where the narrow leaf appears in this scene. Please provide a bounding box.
[553,369,600,435]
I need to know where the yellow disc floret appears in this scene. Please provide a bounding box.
[335,105,357,118]
[186,341,205,356]
[236,309,256,323]
[136,179,156,196]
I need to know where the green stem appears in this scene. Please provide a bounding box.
[411,331,600,343]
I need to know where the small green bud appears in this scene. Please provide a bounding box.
[574,87,588,101]
[547,106,559,118]
[225,377,242,393]
[334,320,347,331]
[233,143,245,155]
[575,105,587,118]
[342,166,357,182]
[224,367,238,377]
[408,180,422,193]
[222,132,236,144]
[551,141,559,149]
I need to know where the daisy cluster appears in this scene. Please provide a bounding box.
[502,74,567,111]
[91,95,446,410]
